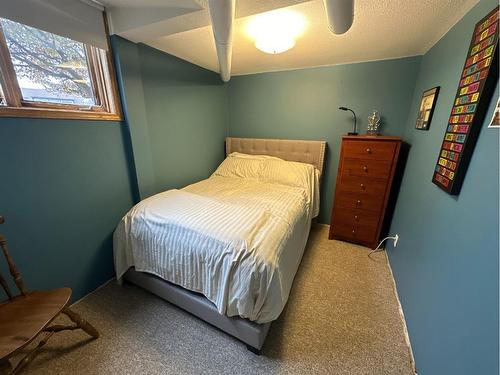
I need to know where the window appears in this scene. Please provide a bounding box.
[0,79,5,106]
[0,17,121,120]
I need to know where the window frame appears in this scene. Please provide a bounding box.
[0,14,122,121]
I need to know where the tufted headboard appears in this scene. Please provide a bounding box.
[225,137,327,177]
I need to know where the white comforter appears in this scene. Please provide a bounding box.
[114,171,317,323]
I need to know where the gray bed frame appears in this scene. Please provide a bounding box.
[123,137,326,354]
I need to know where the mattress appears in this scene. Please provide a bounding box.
[113,170,318,323]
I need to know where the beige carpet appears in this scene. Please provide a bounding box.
[13,225,415,374]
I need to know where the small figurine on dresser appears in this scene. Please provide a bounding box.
[367,110,381,135]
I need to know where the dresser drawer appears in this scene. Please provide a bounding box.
[337,175,387,197]
[332,207,380,228]
[335,192,384,212]
[342,158,392,179]
[343,140,397,160]
[331,217,379,244]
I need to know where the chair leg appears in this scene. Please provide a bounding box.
[10,333,54,375]
[61,307,99,339]
[0,359,12,374]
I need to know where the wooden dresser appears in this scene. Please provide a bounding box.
[329,135,402,249]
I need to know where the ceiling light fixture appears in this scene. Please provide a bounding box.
[246,10,306,55]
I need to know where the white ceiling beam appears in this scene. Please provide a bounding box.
[208,0,235,82]
[107,0,314,43]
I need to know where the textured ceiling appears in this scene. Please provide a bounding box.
[104,0,479,76]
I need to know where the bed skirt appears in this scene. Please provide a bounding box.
[123,268,271,353]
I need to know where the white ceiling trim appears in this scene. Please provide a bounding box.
[231,53,424,77]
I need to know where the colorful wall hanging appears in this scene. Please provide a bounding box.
[432,6,499,194]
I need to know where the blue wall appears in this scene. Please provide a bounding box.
[386,1,499,374]
[111,36,155,200]
[138,44,228,193]
[112,36,229,198]
[0,118,134,301]
[227,57,421,223]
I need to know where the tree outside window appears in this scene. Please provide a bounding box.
[0,18,95,105]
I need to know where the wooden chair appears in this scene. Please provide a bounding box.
[0,216,99,374]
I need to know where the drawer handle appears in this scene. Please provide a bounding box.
[360,183,365,190]
[363,165,368,172]
[352,229,356,234]
[366,148,372,154]
[354,215,359,221]
[356,200,361,206]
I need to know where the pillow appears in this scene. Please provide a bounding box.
[213,153,320,218]
[212,153,263,179]
[258,158,316,190]
[229,152,282,161]
[259,158,320,218]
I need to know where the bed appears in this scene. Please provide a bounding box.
[114,137,326,353]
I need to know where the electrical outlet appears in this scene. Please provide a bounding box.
[394,234,399,247]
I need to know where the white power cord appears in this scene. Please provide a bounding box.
[368,234,399,258]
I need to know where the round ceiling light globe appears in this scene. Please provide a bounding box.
[246,10,306,54]
[255,36,296,54]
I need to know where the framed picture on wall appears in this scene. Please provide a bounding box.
[415,87,440,130]
[488,98,500,128]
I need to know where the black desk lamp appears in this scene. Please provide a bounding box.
[339,106,357,135]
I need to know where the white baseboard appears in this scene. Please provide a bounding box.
[384,251,417,374]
